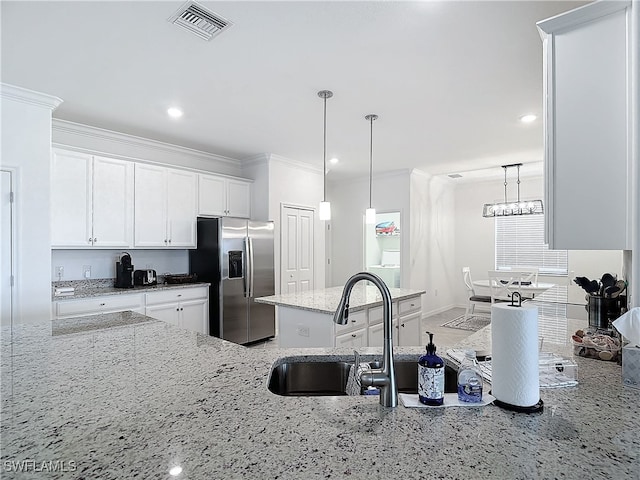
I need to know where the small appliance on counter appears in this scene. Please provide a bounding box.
[134,269,157,286]
[114,252,134,288]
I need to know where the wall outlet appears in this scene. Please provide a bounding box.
[83,265,91,279]
[56,266,64,279]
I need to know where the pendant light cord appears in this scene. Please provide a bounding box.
[365,114,378,209]
[323,95,327,202]
[369,117,373,208]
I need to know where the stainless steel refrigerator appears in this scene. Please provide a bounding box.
[189,217,275,345]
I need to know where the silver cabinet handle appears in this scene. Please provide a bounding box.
[99,303,106,306]
[351,334,357,338]
[164,239,168,244]
[93,238,97,243]
[168,239,171,244]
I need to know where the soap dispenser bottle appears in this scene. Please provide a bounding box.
[418,332,445,406]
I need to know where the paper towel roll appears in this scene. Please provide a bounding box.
[491,303,540,408]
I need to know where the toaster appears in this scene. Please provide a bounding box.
[133,269,157,286]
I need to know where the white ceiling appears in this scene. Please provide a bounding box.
[1,0,588,179]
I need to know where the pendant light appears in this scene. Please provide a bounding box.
[318,90,333,221]
[365,114,378,224]
[482,163,544,217]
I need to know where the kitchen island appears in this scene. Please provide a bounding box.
[1,311,638,479]
[255,285,425,347]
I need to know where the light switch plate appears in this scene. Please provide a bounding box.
[83,265,91,279]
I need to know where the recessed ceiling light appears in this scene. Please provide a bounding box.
[330,157,339,165]
[519,114,537,123]
[167,107,183,118]
[169,466,182,476]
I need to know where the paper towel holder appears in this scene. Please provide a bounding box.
[508,292,523,308]
[493,397,544,413]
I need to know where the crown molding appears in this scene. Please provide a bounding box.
[52,118,242,169]
[0,83,63,110]
[242,153,323,174]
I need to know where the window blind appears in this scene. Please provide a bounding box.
[495,215,568,276]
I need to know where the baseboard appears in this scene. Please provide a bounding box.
[421,303,458,318]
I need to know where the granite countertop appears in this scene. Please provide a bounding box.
[1,311,638,479]
[255,284,426,314]
[51,279,210,301]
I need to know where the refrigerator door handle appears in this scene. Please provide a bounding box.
[243,237,250,298]
[248,237,255,297]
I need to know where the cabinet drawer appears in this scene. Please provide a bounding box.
[368,304,398,325]
[56,293,144,317]
[145,286,208,306]
[398,297,421,316]
[335,308,367,334]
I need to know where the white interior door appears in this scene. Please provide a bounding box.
[281,205,314,294]
[1,170,13,326]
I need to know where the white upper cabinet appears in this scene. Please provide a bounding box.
[198,173,251,218]
[51,149,133,248]
[167,169,197,247]
[134,164,197,248]
[92,156,134,247]
[537,1,634,250]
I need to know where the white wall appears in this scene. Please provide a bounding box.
[413,171,456,316]
[1,84,62,322]
[453,174,623,308]
[51,250,188,281]
[244,154,325,294]
[329,171,410,287]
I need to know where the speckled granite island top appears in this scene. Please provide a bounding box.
[255,285,426,314]
[1,312,639,479]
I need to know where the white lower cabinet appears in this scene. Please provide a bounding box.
[54,293,145,318]
[145,287,209,334]
[53,286,209,335]
[276,295,423,348]
[335,328,367,348]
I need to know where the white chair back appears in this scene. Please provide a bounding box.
[488,270,525,303]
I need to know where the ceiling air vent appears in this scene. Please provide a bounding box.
[168,1,233,41]
[448,173,463,179]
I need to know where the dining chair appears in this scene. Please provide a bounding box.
[510,267,539,286]
[488,270,526,303]
[462,267,491,320]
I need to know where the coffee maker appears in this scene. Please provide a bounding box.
[115,252,134,288]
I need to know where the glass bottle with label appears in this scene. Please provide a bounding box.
[418,332,445,406]
[457,350,483,403]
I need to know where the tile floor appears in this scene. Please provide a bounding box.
[247,307,475,349]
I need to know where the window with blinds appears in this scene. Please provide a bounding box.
[495,215,568,276]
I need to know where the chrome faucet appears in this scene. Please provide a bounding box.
[333,272,398,407]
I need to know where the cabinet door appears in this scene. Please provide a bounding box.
[397,312,422,347]
[179,299,208,334]
[198,174,227,216]
[92,156,134,248]
[538,2,631,249]
[335,328,367,348]
[51,150,92,247]
[226,179,251,218]
[368,320,399,347]
[167,168,197,247]
[135,164,168,247]
[146,302,180,327]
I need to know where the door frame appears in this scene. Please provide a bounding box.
[1,168,16,328]
[279,203,316,295]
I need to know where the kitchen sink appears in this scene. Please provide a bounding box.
[268,359,457,396]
